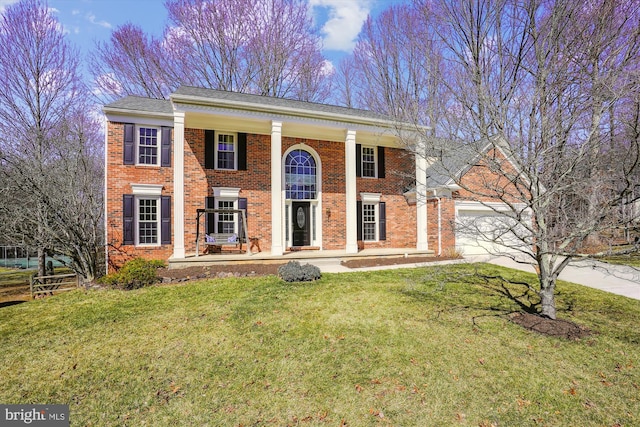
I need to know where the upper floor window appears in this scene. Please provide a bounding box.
[361,146,376,178]
[356,144,385,179]
[138,127,159,165]
[216,132,236,170]
[285,149,317,200]
[123,123,171,167]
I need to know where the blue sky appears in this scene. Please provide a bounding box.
[1,0,401,70]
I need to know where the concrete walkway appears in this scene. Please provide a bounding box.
[304,255,640,301]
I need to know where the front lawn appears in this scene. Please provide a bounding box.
[1,263,638,426]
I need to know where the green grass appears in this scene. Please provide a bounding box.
[1,263,639,426]
[600,254,640,267]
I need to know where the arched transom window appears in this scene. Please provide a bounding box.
[285,149,317,200]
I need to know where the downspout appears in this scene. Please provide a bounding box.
[437,196,442,256]
[426,190,443,256]
[103,116,109,274]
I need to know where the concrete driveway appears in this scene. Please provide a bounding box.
[471,255,640,301]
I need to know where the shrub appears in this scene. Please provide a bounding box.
[99,258,165,290]
[278,260,321,283]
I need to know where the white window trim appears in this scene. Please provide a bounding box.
[361,145,377,178]
[214,131,238,170]
[131,184,163,196]
[136,125,161,167]
[135,196,161,247]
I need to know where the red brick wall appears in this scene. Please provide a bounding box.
[105,122,174,269]
[455,148,526,204]
[427,197,456,255]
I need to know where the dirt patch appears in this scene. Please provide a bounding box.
[157,263,286,283]
[509,312,592,340]
[341,255,461,268]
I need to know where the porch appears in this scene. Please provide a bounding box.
[168,247,435,270]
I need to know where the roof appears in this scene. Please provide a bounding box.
[171,86,394,124]
[103,96,173,116]
[425,139,492,188]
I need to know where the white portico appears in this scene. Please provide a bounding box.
[165,86,427,259]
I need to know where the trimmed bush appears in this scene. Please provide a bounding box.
[99,258,165,290]
[277,260,321,283]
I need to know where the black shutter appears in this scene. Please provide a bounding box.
[357,201,362,241]
[123,123,135,165]
[161,127,172,167]
[237,133,247,170]
[123,194,134,245]
[205,196,215,234]
[161,196,171,244]
[355,143,362,177]
[377,146,385,179]
[238,197,247,237]
[379,202,386,241]
[205,130,215,169]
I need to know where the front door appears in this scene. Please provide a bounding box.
[292,201,311,246]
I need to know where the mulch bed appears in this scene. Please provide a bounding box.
[340,255,460,268]
[509,312,592,340]
[156,255,461,283]
[156,263,286,283]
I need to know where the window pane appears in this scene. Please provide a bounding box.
[138,128,158,165]
[363,203,377,241]
[285,149,317,200]
[217,200,236,234]
[138,198,158,244]
[362,146,376,177]
[217,134,235,169]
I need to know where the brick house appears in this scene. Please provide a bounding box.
[103,86,527,267]
[103,86,434,267]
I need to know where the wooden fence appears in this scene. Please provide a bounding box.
[30,273,79,298]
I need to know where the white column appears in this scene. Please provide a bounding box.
[416,153,429,251]
[172,111,186,259]
[345,130,358,253]
[270,121,284,256]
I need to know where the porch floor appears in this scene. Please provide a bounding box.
[168,248,434,269]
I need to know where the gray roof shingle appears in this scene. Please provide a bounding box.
[425,139,490,188]
[103,96,173,115]
[171,86,395,123]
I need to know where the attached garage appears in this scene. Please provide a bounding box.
[455,201,530,256]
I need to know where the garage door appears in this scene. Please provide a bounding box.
[455,205,527,255]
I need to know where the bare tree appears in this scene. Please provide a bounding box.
[0,0,104,280]
[422,0,640,319]
[345,0,639,319]
[91,0,331,102]
[90,23,173,100]
[343,3,445,133]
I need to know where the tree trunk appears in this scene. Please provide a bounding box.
[539,277,557,320]
[38,247,46,278]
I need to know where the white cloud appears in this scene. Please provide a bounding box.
[86,12,111,29]
[0,0,18,12]
[310,0,371,52]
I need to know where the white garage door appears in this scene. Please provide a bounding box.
[455,203,528,256]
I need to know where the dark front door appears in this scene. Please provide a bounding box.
[292,201,311,246]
